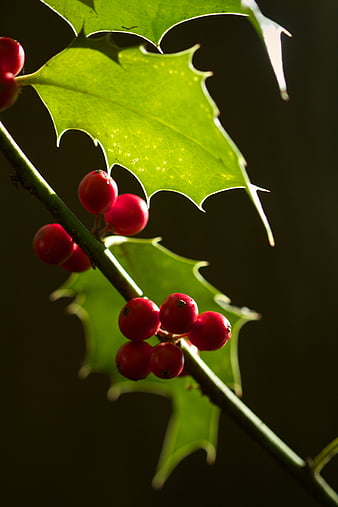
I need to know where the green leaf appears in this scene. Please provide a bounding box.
[21,35,273,244]
[40,0,290,97]
[52,236,258,485]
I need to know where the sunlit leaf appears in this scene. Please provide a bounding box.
[41,0,290,97]
[21,35,273,243]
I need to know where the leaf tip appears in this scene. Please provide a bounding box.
[107,384,121,401]
[205,443,216,465]
[151,474,165,490]
[190,42,201,53]
[243,0,291,99]
[246,184,275,246]
[280,89,290,101]
[79,364,91,379]
[233,383,243,397]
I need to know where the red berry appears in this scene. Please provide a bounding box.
[151,342,184,379]
[0,72,19,111]
[160,292,198,334]
[61,243,91,272]
[118,297,161,341]
[187,311,231,351]
[33,223,74,265]
[116,341,152,380]
[0,37,25,76]
[78,170,118,215]
[104,193,149,236]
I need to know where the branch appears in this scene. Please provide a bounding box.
[0,120,337,506]
[181,340,338,506]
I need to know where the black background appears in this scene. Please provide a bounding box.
[0,1,337,506]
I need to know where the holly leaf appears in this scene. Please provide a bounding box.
[52,236,258,486]
[40,0,290,98]
[21,35,273,244]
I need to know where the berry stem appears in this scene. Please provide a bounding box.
[91,214,103,238]
[0,120,336,506]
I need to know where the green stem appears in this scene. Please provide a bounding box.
[312,438,338,475]
[0,120,337,506]
[181,340,338,506]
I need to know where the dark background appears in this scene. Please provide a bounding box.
[0,1,337,506]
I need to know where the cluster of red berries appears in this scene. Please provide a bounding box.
[33,170,149,272]
[116,293,231,381]
[78,170,149,236]
[32,170,231,381]
[0,37,25,111]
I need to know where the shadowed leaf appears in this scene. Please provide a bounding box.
[52,236,258,485]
